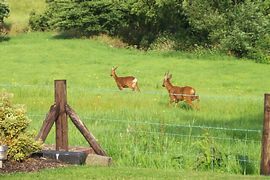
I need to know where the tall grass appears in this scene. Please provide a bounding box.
[0,32,269,174]
[6,0,46,34]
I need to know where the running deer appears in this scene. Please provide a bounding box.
[111,66,140,92]
[162,72,199,107]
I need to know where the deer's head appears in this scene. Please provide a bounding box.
[111,66,118,77]
[162,72,172,87]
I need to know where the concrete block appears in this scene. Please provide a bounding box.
[85,154,112,166]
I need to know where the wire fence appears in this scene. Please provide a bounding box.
[28,113,262,174]
[0,83,263,101]
[1,83,264,174]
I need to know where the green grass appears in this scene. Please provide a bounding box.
[0,32,269,176]
[0,166,268,180]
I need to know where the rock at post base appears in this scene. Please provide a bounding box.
[85,154,112,166]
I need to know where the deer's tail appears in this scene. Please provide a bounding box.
[132,78,140,92]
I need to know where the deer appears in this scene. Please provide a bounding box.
[162,72,199,108]
[111,66,140,92]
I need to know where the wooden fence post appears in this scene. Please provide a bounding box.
[55,80,68,151]
[35,104,59,142]
[66,105,107,156]
[261,93,270,175]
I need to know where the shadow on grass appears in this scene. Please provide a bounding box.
[51,30,95,40]
[0,36,10,42]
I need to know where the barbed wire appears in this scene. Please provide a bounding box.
[81,116,262,133]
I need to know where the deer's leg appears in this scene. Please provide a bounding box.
[135,84,140,92]
[169,94,175,103]
[168,95,178,107]
[117,84,123,90]
[193,96,200,110]
[131,82,140,92]
[185,98,194,109]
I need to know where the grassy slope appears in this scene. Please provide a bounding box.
[6,0,46,34]
[0,32,269,174]
[0,33,268,127]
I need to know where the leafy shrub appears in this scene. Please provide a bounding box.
[219,1,270,59]
[247,34,270,64]
[29,10,51,31]
[184,0,270,62]
[0,92,42,161]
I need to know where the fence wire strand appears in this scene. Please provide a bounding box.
[0,83,262,101]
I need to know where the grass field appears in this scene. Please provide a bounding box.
[1,32,269,177]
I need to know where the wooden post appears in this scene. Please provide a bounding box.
[261,93,270,175]
[66,105,107,156]
[55,80,68,151]
[36,104,59,142]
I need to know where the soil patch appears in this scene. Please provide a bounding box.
[0,157,70,173]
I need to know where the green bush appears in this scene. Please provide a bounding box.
[0,92,42,161]
[184,0,270,62]
[29,10,51,31]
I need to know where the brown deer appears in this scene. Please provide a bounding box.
[162,72,199,107]
[111,66,140,92]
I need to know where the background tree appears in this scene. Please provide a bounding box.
[29,0,270,63]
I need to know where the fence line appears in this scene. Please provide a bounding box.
[101,141,261,164]
[100,129,261,143]
[28,114,261,133]
[0,83,262,101]
[101,143,261,165]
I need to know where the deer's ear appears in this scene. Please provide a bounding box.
[169,74,172,79]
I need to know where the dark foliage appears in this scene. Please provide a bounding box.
[29,0,270,63]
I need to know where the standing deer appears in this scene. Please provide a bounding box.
[111,66,140,92]
[162,72,199,107]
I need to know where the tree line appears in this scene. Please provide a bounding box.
[1,0,269,63]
